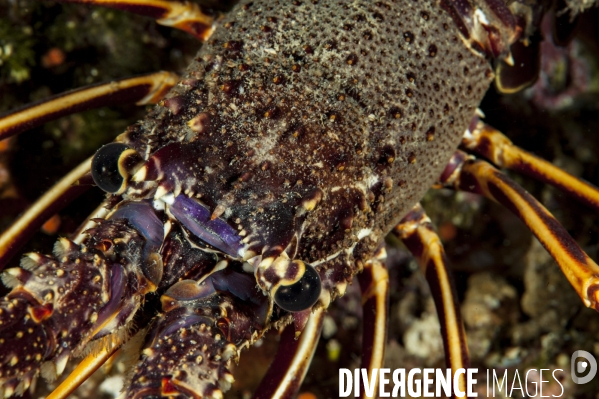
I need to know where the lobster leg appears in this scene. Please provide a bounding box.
[47,0,218,41]
[0,160,93,270]
[461,120,599,212]
[0,72,177,269]
[0,71,177,141]
[252,308,325,399]
[253,253,387,399]
[393,204,470,399]
[440,150,599,311]
[45,340,121,399]
[356,251,389,399]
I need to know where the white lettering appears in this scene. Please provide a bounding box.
[362,368,378,398]
[492,369,508,396]
[540,369,550,397]
[379,368,390,397]
[552,369,564,397]
[467,368,478,397]
[526,369,538,397]
[408,369,422,397]
[454,368,465,397]
[392,369,406,397]
[436,369,452,397]
[423,369,434,397]
[509,370,524,397]
[338,366,485,398]
[339,369,352,397]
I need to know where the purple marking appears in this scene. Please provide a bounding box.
[211,269,262,304]
[110,201,163,252]
[170,195,242,257]
[165,271,260,304]
[92,264,126,339]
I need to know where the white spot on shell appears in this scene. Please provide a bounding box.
[242,262,254,273]
[152,198,165,211]
[366,174,379,188]
[357,228,372,240]
[160,193,175,205]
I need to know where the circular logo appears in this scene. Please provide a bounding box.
[571,350,597,384]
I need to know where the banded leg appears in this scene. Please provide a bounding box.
[0,72,177,269]
[48,0,218,40]
[46,342,122,399]
[252,307,325,399]
[0,160,93,270]
[0,71,177,140]
[461,120,599,212]
[440,151,599,310]
[393,204,470,399]
[356,252,389,399]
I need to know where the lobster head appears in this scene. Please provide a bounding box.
[91,137,328,316]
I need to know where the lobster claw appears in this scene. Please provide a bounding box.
[0,201,165,394]
[126,268,271,398]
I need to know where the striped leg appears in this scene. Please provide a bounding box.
[0,71,177,140]
[253,255,388,399]
[252,308,325,399]
[440,150,599,311]
[48,0,218,40]
[356,251,389,399]
[0,72,177,269]
[0,159,93,270]
[393,204,470,399]
[46,342,121,399]
[461,120,599,212]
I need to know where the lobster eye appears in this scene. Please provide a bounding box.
[91,143,131,193]
[274,264,321,312]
